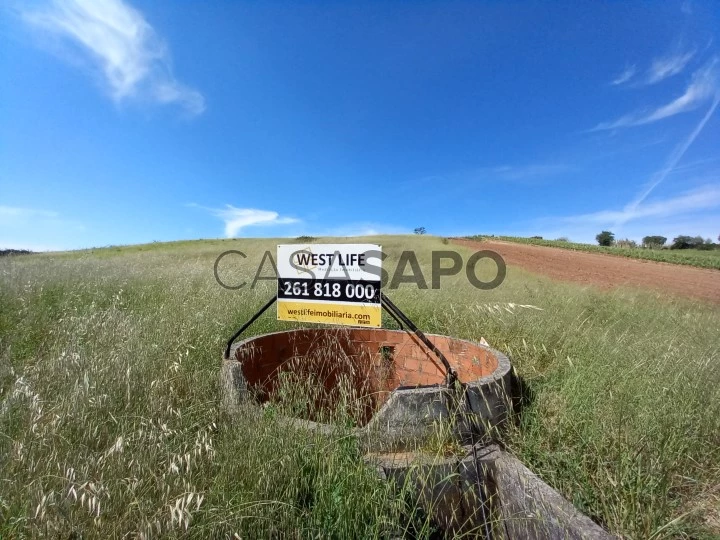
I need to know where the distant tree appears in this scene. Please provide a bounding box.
[671,235,704,249]
[671,236,691,249]
[642,235,667,248]
[414,227,426,235]
[697,238,716,251]
[555,237,569,242]
[596,231,614,247]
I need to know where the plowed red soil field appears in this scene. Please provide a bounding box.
[453,239,720,304]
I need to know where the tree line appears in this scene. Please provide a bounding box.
[595,231,720,250]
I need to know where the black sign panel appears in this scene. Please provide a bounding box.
[277,277,381,304]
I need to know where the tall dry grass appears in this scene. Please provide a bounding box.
[1,235,718,537]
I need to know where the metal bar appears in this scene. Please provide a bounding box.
[381,292,456,383]
[224,295,277,359]
[381,301,404,330]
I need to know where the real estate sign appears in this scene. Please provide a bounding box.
[276,244,382,327]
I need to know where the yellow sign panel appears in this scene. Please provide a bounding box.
[277,300,382,327]
[276,244,382,328]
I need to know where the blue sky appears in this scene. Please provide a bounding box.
[1,0,719,250]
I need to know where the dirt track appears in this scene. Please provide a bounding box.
[453,239,720,304]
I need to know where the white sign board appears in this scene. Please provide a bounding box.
[276,244,382,327]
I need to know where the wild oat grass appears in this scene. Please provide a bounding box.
[1,235,719,538]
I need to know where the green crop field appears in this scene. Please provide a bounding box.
[1,236,719,538]
[468,235,720,270]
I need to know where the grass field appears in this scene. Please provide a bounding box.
[1,236,719,538]
[467,235,720,270]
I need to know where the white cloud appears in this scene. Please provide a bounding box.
[592,58,719,130]
[611,64,636,85]
[190,204,408,238]
[645,50,695,85]
[23,0,204,115]
[192,205,299,237]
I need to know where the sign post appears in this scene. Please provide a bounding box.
[276,243,382,327]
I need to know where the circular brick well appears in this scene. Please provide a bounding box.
[221,328,515,447]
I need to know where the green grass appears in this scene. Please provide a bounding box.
[1,235,719,538]
[467,235,720,270]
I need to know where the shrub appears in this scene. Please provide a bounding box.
[413,227,427,235]
[616,239,637,249]
[0,249,34,256]
[696,240,717,251]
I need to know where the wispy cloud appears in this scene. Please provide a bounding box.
[611,64,636,85]
[22,0,204,115]
[592,58,719,130]
[0,205,83,251]
[645,49,696,85]
[307,223,409,237]
[616,95,720,226]
[610,47,695,87]
[489,164,571,181]
[0,241,63,252]
[529,184,720,243]
[560,185,720,226]
[540,87,720,242]
[190,204,299,237]
[0,206,58,221]
[426,162,570,184]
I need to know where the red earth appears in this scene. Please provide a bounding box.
[453,239,720,304]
